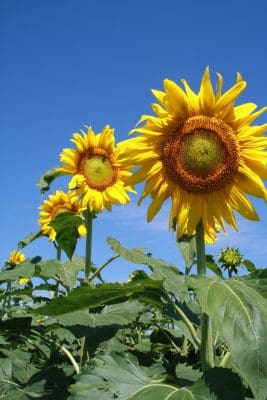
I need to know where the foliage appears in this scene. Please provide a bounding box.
[1,229,266,399]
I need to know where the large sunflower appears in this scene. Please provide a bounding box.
[119,68,267,238]
[39,190,86,241]
[58,125,134,212]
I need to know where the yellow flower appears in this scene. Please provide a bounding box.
[8,250,25,265]
[39,190,86,241]
[119,68,267,238]
[18,277,31,286]
[58,125,134,212]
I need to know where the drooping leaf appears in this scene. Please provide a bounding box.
[205,261,223,278]
[50,213,85,260]
[33,280,163,316]
[37,168,61,194]
[188,275,267,400]
[242,259,256,273]
[68,351,215,400]
[177,235,196,273]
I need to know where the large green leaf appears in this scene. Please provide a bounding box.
[189,275,267,400]
[68,351,215,400]
[56,301,145,327]
[0,260,36,281]
[236,268,267,298]
[50,212,85,260]
[33,280,163,316]
[39,257,84,288]
[107,237,188,300]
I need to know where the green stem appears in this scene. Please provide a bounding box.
[196,219,214,370]
[196,219,206,276]
[84,208,93,282]
[220,350,231,368]
[81,208,94,365]
[56,245,62,261]
[55,245,61,298]
[88,255,120,283]
[171,300,201,347]
[30,330,80,374]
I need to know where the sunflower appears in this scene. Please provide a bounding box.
[119,68,267,238]
[39,190,86,241]
[58,125,134,212]
[8,250,30,285]
[8,250,25,265]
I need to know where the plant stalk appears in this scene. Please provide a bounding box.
[196,219,214,370]
[84,208,93,282]
[88,255,120,283]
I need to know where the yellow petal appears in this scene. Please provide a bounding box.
[199,67,215,115]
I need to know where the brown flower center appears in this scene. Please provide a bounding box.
[79,148,118,191]
[162,116,239,193]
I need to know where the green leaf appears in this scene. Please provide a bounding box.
[37,167,61,194]
[188,275,267,400]
[242,259,256,273]
[56,301,145,328]
[177,235,196,273]
[58,258,84,289]
[0,260,36,281]
[68,351,215,400]
[206,261,223,278]
[107,237,188,300]
[0,358,12,380]
[175,363,202,383]
[33,280,163,316]
[50,212,84,260]
[236,269,267,298]
[202,367,246,400]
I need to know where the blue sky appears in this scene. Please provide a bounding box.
[1,0,267,281]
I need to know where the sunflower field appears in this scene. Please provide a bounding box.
[1,68,267,400]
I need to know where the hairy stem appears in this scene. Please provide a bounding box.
[196,219,214,370]
[84,208,93,282]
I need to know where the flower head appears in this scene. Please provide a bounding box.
[18,277,31,286]
[218,246,244,274]
[8,250,25,265]
[119,68,267,238]
[58,125,134,212]
[39,190,86,241]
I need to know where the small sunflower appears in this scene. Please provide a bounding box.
[8,250,30,284]
[119,68,267,238]
[58,125,134,212]
[39,190,86,241]
[8,250,25,265]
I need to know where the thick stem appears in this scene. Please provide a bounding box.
[84,208,93,282]
[196,219,206,276]
[81,208,94,365]
[195,219,214,370]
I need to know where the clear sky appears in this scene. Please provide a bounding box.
[1,0,267,281]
